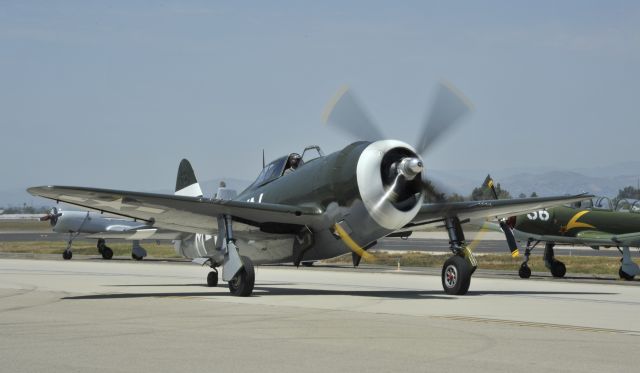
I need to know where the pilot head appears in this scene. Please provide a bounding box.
[289,153,301,169]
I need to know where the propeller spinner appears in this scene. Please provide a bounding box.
[40,207,62,227]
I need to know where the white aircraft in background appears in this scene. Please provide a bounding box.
[39,159,223,262]
[40,207,153,260]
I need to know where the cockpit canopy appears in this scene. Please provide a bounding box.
[567,197,613,210]
[250,145,325,188]
[565,197,640,213]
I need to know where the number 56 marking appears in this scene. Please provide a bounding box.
[527,210,549,221]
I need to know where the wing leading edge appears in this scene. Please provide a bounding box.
[409,193,593,228]
[28,186,323,235]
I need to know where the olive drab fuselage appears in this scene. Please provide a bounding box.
[235,142,392,261]
[512,205,640,238]
[233,141,423,262]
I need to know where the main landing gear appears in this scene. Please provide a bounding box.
[441,217,477,295]
[544,242,566,278]
[97,239,113,260]
[618,246,639,281]
[517,240,566,278]
[203,214,255,296]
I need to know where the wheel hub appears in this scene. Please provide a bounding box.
[445,265,458,288]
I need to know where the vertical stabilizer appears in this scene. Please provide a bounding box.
[175,159,203,197]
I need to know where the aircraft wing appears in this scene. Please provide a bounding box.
[86,229,185,241]
[409,193,593,228]
[575,230,640,246]
[28,186,323,235]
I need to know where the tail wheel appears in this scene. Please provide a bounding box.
[131,253,143,261]
[207,271,219,287]
[550,260,566,278]
[228,256,255,297]
[62,250,72,260]
[441,255,471,295]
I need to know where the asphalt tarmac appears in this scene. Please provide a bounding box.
[1,258,638,373]
[1,232,630,257]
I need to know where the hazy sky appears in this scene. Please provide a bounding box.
[2,1,639,195]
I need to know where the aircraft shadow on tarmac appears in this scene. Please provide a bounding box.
[61,285,614,301]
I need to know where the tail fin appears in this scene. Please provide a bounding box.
[175,159,203,197]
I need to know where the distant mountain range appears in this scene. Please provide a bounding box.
[3,161,640,208]
[430,170,640,198]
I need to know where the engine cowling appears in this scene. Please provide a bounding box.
[356,140,424,230]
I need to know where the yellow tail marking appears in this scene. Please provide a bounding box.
[333,224,373,260]
[487,179,494,189]
[511,249,519,258]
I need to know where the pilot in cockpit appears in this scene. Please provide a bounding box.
[284,153,302,175]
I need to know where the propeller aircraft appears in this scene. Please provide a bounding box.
[28,82,592,296]
[39,207,152,260]
[484,176,640,280]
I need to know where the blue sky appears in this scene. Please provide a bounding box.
[1,1,639,195]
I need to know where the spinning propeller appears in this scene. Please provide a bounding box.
[323,81,473,204]
[40,207,62,227]
[323,81,474,261]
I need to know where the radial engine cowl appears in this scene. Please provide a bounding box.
[356,140,424,230]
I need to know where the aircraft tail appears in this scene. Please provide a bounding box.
[175,159,203,197]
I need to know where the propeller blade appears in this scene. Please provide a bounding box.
[499,220,519,257]
[483,176,519,257]
[333,223,373,261]
[467,221,491,252]
[484,174,499,200]
[415,81,474,155]
[322,85,385,142]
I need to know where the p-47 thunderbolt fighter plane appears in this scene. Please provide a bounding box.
[28,83,591,296]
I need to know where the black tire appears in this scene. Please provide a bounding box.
[101,247,113,260]
[550,260,566,278]
[519,264,532,279]
[207,271,219,287]
[131,253,143,261]
[301,261,314,267]
[619,267,635,281]
[62,250,72,260]
[228,256,255,297]
[441,255,472,295]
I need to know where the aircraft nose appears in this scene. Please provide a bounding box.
[398,157,423,180]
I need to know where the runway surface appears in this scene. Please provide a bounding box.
[1,258,638,373]
[1,232,630,257]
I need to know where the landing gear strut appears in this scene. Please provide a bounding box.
[544,242,566,278]
[441,216,476,295]
[60,212,89,260]
[518,239,539,279]
[204,214,255,296]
